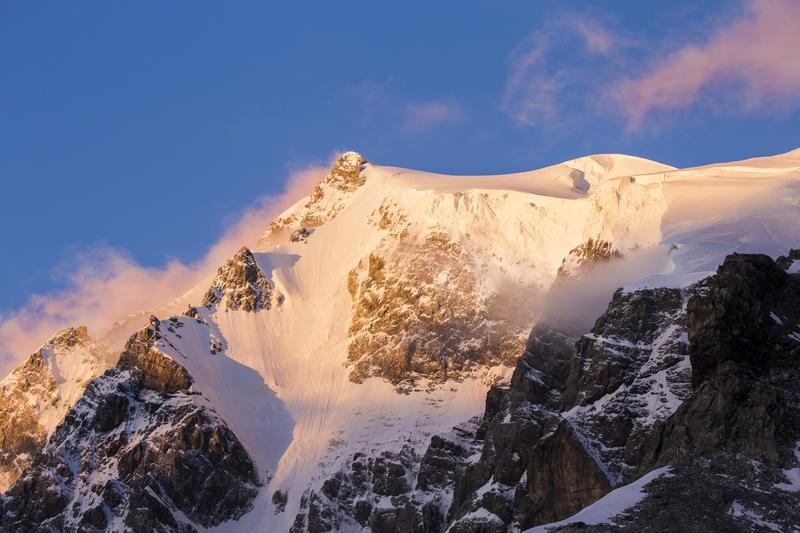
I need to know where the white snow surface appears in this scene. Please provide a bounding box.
[5,149,799,529]
[0,329,107,436]
[179,149,799,530]
[525,466,673,532]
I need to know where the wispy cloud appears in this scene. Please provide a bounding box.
[501,14,621,126]
[402,100,463,132]
[614,0,800,129]
[573,16,615,55]
[0,163,327,377]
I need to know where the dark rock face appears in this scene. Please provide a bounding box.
[639,253,800,472]
[290,420,481,533]
[444,285,692,531]
[272,490,288,513]
[293,282,694,531]
[0,319,261,532]
[686,253,799,385]
[525,421,612,524]
[542,253,800,532]
[203,246,279,312]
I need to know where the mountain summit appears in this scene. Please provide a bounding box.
[0,148,798,532]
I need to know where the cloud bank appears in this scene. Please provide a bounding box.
[615,0,800,128]
[503,1,800,130]
[0,163,327,377]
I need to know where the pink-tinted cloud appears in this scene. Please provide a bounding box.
[402,100,464,132]
[573,17,615,55]
[502,14,620,126]
[616,0,800,129]
[0,163,327,377]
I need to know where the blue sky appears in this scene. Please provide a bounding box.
[1,1,799,321]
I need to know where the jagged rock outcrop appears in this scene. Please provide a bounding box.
[0,326,105,491]
[290,227,314,243]
[443,284,692,530]
[203,246,280,312]
[776,247,800,271]
[293,279,694,531]
[259,151,368,245]
[346,229,529,390]
[534,253,800,532]
[638,253,800,471]
[290,419,481,533]
[0,317,261,532]
[556,238,622,281]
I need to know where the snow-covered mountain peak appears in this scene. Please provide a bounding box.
[258,151,368,247]
[42,324,91,351]
[1,148,798,531]
[0,324,107,491]
[322,150,367,192]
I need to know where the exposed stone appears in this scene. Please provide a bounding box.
[526,421,612,525]
[639,253,800,471]
[290,419,482,533]
[290,227,314,243]
[0,320,261,532]
[272,489,288,513]
[538,253,800,531]
[776,248,800,271]
[259,152,367,245]
[556,238,623,282]
[203,247,279,312]
[346,229,529,389]
[117,316,193,394]
[0,326,105,492]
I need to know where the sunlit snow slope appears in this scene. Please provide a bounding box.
[4,148,797,531]
[155,148,800,531]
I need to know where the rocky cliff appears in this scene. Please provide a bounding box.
[0,317,261,532]
[203,246,281,312]
[1,147,799,533]
[288,251,800,532]
[0,326,106,491]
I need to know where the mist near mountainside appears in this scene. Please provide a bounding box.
[0,164,328,378]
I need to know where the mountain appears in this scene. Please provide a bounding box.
[0,326,107,491]
[0,148,798,532]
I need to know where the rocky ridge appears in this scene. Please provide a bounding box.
[0,326,106,492]
[258,151,368,245]
[0,316,261,532]
[289,275,695,531]
[289,251,800,532]
[345,228,530,390]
